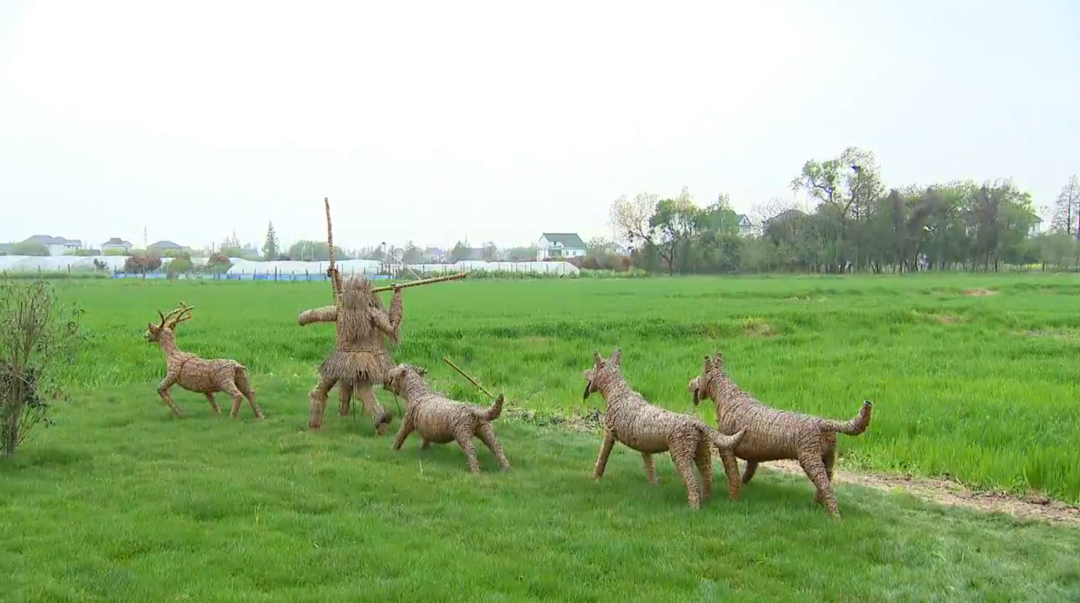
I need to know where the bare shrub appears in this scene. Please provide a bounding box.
[0,280,82,457]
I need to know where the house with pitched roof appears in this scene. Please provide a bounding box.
[735,214,755,237]
[147,240,190,254]
[21,235,84,256]
[101,237,134,253]
[536,232,587,261]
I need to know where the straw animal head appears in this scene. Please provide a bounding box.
[687,350,725,405]
[581,347,622,400]
[340,275,384,311]
[384,363,428,395]
[145,302,194,343]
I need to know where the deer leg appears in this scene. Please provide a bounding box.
[221,383,247,419]
[156,375,183,417]
[234,370,264,419]
[308,376,337,431]
[204,393,221,414]
[357,383,391,435]
[477,423,511,471]
[339,383,353,417]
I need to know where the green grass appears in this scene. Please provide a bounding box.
[2,274,1079,602]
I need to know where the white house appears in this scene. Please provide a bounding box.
[22,235,84,256]
[735,214,755,237]
[536,233,587,261]
[1028,215,1043,238]
[101,237,133,253]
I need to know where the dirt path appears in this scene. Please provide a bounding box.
[762,459,1080,526]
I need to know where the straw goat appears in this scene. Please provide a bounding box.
[687,349,872,518]
[384,363,511,474]
[583,348,745,509]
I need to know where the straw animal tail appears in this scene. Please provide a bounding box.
[820,400,874,435]
[324,196,342,305]
[710,427,744,450]
[471,393,505,421]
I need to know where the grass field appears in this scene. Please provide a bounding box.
[2,274,1079,602]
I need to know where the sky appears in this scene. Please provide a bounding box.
[1,0,1078,252]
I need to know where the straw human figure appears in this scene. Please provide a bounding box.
[582,347,745,509]
[298,276,403,433]
[686,349,873,518]
[144,302,264,419]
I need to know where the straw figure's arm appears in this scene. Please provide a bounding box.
[369,286,403,343]
[298,305,339,326]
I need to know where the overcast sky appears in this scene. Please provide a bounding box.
[2,0,1078,252]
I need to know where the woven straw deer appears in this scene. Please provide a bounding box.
[687,349,872,518]
[384,363,511,474]
[145,302,264,419]
[583,348,745,509]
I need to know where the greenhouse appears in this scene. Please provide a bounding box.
[224,259,382,280]
[0,255,126,273]
[0,255,580,278]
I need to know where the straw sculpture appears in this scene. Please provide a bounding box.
[583,348,745,509]
[299,276,402,433]
[384,363,511,474]
[687,349,873,518]
[144,302,264,419]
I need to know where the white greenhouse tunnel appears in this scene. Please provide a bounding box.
[0,255,580,276]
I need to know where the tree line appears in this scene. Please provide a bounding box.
[609,147,1080,274]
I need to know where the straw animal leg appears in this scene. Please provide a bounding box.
[234,370,264,419]
[798,450,840,518]
[454,428,482,474]
[641,452,658,485]
[742,460,759,484]
[420,439,431,450]
[339,383,353,417]
[717,449,741,501]
[670,442,702,509]
[222,382,248,419]
[204,393,221,414]
[593,430,616,479]
[815,447,837,504]
[477,423,511,471]
[308,376,336,430]
[156,375,183,417]
[694,441,714,503]
[391,417,413,450]
[357,384,391,435]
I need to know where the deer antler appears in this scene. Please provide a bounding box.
[157,307,183,329]
[168,301,195,328]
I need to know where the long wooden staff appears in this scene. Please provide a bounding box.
[443,356,493,398]
[372,272,467,293]
[324,197,342,305]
